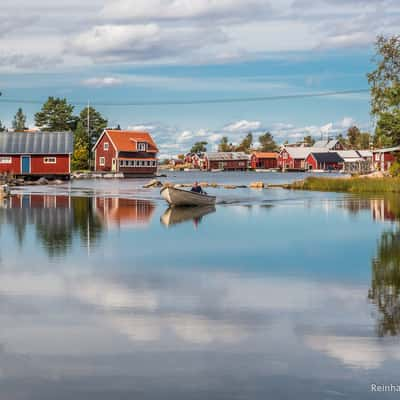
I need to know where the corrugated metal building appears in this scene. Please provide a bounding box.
[0,131,73,178]
[203,152,250,171]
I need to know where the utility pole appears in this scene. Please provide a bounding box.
[87,100,90,139]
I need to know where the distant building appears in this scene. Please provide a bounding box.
[250,152,278,169]
[312,139,344,151]
[92,129,158,176]
[372,146,400,171]
[278,147,328,170]
[305,152,343,171]
[203,152,250,171]
[0,131,73,178]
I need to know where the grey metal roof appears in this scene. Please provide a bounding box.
[0,131,73,154]
[311,152,343,163]
[205,152,250,161]
[313,139,339,149]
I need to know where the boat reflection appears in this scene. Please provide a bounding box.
[160,205,216,228]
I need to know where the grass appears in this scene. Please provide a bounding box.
[288,176,400,193]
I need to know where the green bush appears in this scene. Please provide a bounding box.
[289,176,400,193]
[389,161,400,177]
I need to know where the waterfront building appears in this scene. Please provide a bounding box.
[0,131,73,178]
[372,146,400,171]
[93,129,158,176]
[305,152,344,171]
[203,152,250,171]
[250,152,278,169]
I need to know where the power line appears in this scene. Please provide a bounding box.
[0,89,369,107]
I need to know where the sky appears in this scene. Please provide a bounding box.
[0,0,399,157]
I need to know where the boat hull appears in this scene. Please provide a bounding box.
[160,187,216,206]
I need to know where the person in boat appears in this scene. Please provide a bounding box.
[191,181,205,194]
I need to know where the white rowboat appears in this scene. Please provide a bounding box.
[160,186,216,206]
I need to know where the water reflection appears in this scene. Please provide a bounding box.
[0,195,156,257]
[340,196,400,337]
[160,206,216,227]
[94,197,156,228]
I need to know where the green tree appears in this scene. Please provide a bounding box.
[303,135,315,147]
[337,133,348,148]
[72,122,90,170]
[35,97,77,131]
[218,136,233,152]
[368,35,400,146]
[360,132,372,149]
[79,106,108,144]
[190,141,207,153]
[12,108,27,131]
[236,133,253,153]
[259,132,278,151]
[347,126,361,148]
[0,120,5,132]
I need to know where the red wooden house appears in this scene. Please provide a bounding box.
[250,152,278,169]
[305,152,343,170]
[93,129,158,176]
[278,147,313,170]
[372,146,400,171]
[0,131,73,178]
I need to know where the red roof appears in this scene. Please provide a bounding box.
[252,152,278,159]
[105,130,158,153]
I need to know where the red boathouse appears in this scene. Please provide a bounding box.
[250,152,278,169]
[305,152,343,171]
[93,129,159,176]
[0,131,73,178]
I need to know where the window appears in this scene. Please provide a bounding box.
[0,157,11,164]
[141,161,145,166]
[147,161,151,166]
[130,160,135,167]
[44,157,57,164]
[124,160,129,167]
[119,160,124,167]
[137,142,147,151]
[152,160,157,167]
[104,142,109,151]
[375,153,380,161]
[99,157,105,166]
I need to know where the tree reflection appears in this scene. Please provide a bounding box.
[0,195,104,257]
[369,230,400,336]
[367,195,400,336]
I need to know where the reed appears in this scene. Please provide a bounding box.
[288,176,400,193]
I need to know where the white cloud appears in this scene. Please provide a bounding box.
[223,120,263,133]
[82,76,123,88]
[101,0,272,21]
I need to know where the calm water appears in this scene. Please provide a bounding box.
[1,172,400,399]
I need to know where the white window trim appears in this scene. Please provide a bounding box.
[137,142,147,151]
[0,157,12,164]
[104,142,109,151]
[99,157,105,166]
[44,157,57,164]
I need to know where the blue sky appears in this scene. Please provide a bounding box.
[0,0,398,156]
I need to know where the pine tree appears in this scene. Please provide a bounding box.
[79,106,108,144]
[12,108,27,131]
[35,97,77,131]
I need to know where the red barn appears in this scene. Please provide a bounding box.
[0,131,73,178]
[305,152,343,171]
[250,152,278,169]
[373,146,400,171]
[93,129,158,176]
